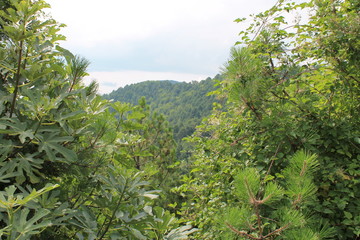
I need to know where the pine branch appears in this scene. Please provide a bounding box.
[226,222,261,240]
[262,223,290,239]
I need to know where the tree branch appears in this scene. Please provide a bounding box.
[263,223,290,239]
[226,222,260,240]
[10,40,24,118]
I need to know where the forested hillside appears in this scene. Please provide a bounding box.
[104,78,220,157]
[0,0,359,239]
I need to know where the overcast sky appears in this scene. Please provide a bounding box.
[46,0,278,94]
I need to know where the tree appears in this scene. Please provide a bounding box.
[0,1,195,239]
[220,151,333,239]
[176,0,359,238]
[103,78,219,160]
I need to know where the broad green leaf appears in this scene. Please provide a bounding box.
[38,132,77,162]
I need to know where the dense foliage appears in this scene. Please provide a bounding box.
[0,1,195,239]
[1,0,359,239]
[103,78,220,158]
[175,0,359,239]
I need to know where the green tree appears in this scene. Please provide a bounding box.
[0,1,195,239]
[103,78,219,160]
[175,0,359,238]
[220,151,333,239]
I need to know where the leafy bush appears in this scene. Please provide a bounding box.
[0,1,195,239]
[176,1,359,238]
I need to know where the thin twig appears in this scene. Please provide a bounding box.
[265,143,282,177]
[226,222,260,240]
[263,223,290,239]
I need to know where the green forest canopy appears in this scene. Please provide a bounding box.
[0,0,359,239]
[103,77,220,158]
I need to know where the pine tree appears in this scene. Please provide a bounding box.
[220,151,334,239]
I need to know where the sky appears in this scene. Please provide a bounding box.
[46,0,278,94]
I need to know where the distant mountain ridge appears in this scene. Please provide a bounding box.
[103,76,221,158]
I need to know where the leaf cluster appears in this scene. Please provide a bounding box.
[0,1,195,239]
[176,0,360,238]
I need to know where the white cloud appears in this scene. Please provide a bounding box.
[84,71,210,94]
[47,0,276,53]
[48,0,225,47]
[46,0,279,93]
